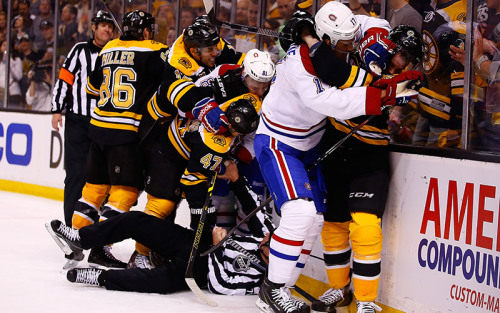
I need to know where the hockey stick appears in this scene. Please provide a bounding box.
[101,0,124,36]
[201,111,388,256]
[185,174,218,307]
[203,0,292,41]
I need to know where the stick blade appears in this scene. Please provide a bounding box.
[185,277,218,307]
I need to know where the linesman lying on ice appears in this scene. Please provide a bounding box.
[47,173,273,295]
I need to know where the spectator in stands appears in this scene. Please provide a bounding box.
[236,0,249,24]
[180,7,196,30]
[26,59,52,111]
[387,0,422,32]
[38,19,54,57]
[0,40,23,109]
[17,33,45,102]
[156,3,175,43]
[57,4,78,56]
[12,16,29,52]
[32,0,54,52]
[166,27,176,47]
[0,12,7,42]
[16,0,35,37]
[277,0,294,22]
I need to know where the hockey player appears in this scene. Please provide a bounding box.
[128,19,248,267]
[50,10,114,267]
[253,2,423,313]
[47,101,272,296]
[64,10,168,269]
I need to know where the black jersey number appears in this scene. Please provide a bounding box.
[99,67,137,109]
[200,153,223,171]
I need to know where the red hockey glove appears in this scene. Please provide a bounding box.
[372,71,424,106]
[359,27,396,76]
[189,98,229,134]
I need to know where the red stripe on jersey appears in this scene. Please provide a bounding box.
[301,249,312,255]
[270,138,296,198]
[300,44,317,77]
[366,87,382,115]
[218,64,241,76]
[263,113,324,132]
[272,233,304,246]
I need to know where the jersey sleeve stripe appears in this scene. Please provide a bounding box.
[94,107,142,119]
[90,119,139,132]
[86,77,100,95]
[167,80,195,108]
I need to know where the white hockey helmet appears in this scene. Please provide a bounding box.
[242,49,276,83]
[314,1,361,47]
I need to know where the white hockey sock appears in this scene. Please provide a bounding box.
[268,199,317,284]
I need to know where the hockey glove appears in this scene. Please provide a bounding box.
[280,10,318,52]
[189,98,229,134]
[359,27,396,77]
[372,71,423,107]
[211,67,248,103]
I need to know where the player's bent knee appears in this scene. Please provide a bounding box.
[144,194,176,219]
[107,186,140,213]
[350,212,383,256]
[81,183,109,208]
[278,198,317,240]
[322,221,351,250]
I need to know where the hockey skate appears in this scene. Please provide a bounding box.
[67,268,104,286]
[46,219,84,253]
[311,286,353,313]
[127,250,153,269]
[256,277,310,313]
[88,246,127,269]
[356,300,382,313]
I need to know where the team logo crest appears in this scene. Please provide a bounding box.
[305,182,311,190]
[233,255,251,272]
[243,94,257,106]
[189,120,201,131]
[178,57,192,69]
[329,14,337,21]
[213,135,227,146]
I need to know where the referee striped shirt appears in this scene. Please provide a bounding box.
[51,39,102,116]
[207,235,265,296]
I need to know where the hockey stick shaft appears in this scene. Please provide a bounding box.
[101,0,124,36]
[203,0,292,41]
[201,112,386,256]
[185,173,218,307]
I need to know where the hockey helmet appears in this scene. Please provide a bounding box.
[122,10,156,39]
[437,30,465,69]
[242,49,276,83]
[389,25,425,66]
[314,1,360,47]
[92,10,115,28]
[183,22,220,49]
[226,99,259,135]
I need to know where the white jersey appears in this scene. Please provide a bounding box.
[256,15,390,151]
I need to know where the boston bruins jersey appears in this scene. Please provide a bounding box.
[140,35,245,139]
[86,38,168,145]
[418,0,466,130]
[164,93,262,187]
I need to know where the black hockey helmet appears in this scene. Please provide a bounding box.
[226,99,259,135]
[183,21,220,49]
[194,14,211,25]
[437,30,465,68]
[389,25,425,66]
[122,10,155,39]
[91,10,115,28]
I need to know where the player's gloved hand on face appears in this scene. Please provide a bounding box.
[359,27,396,77]
[211,67,248,103]
[189,98,229,134]
[372,70,423,106]
[280,10,318,52]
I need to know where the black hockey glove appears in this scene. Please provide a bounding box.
[280,10,318,52]
[211,67,249,103]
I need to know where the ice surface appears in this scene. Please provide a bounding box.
[0,191,260,313]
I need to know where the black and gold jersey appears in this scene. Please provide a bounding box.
[140,36,245,138]
[164,93,262,187]
[86,38,168,145]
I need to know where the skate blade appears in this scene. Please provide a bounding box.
[62,258,81,270]
[255,299,274,313]
[45,222,73,255]
[88,262,127,271]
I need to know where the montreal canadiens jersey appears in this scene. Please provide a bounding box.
[257,16,386,151]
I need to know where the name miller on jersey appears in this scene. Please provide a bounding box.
[101,51,136,66]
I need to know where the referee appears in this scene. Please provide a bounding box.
[51,11,114,230]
